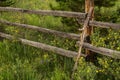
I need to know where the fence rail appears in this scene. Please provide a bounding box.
[0,7,120,30]
[77,42,120,59]
[90,21,120,30]
[0,32,86,58]
[0,19,80,40]
[0,7,86,18]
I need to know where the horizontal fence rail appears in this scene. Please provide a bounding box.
[90,21,120,30]
[0,32,86,58]
[0,19,80,40]
[0,7,86,18]
[78,20,120,30]
[77,42,120,59]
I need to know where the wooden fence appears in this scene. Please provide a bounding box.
[0,7,120,59]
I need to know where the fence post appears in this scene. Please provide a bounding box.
[85,0,95,62]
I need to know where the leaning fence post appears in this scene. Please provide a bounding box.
[71,7,94,80]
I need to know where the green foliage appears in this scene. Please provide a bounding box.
[94,0,117,8]
[0,0,14,7]
[0,0,15,35]
[55,0,117,11]
[73,57,120,80]
[0,0,120,80]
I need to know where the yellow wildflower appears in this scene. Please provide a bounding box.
[96,70,98,73]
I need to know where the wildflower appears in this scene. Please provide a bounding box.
[0,68,3,72]
[99,70,102,72]
[96,70,98,73]
[104,65,108,68]
[101,69,105,72]
[15,30,18,33]
[87,69,90,73]
[44,54,48,59]
[117,47,120,50]
[80,57,83,59]
[110,60,113,62]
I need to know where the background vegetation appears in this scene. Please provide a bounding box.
[0,0,120,80]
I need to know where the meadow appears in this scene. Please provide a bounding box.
[0,0,120,80]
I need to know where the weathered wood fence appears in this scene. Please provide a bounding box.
[0,7,120,59]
